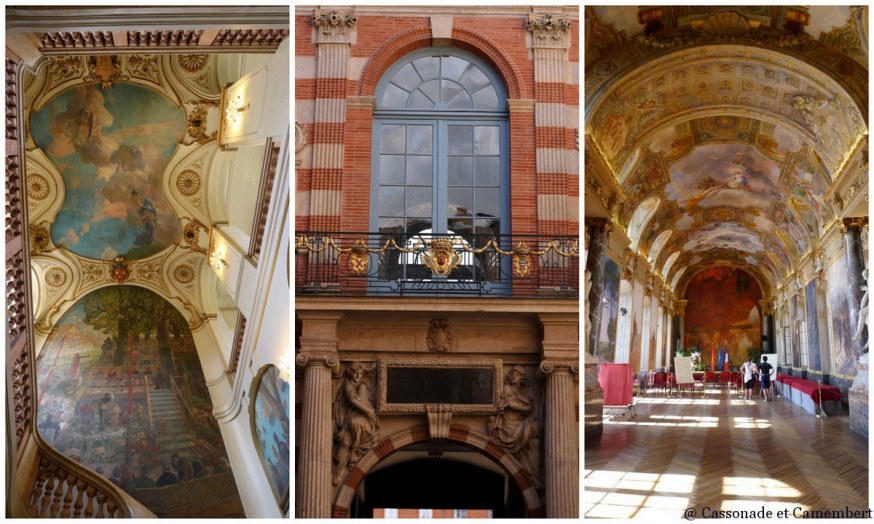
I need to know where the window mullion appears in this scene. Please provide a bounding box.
[435,120,448,234]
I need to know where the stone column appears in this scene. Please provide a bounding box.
[674,299,688,352]
[295,312,342,518]
[309,9,357,231]
[538,314,578,518]
[585,218,612,356]
[539,360,578,518]
[759,298,775,354]
[843,217,868,351]
[664,307,674,372]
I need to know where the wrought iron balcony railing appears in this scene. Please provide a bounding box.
[295,231,579,297]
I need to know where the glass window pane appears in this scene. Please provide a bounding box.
[474,126,499,155]
[441,80,464,105]
[381,125,405,154]
[442,56,468,81]
[391,63,422,92]
[380,155,405,184]
[448,126,473,154]
[407,217,432,235]
[448,187,473,216]
[407,125,432,154]
[406,186,432,217]
[447,91,473,109]
[475,218,500,236]
[471,87,499,110]
[448,218,473,237]
[459,65,492,92]
[379,217,404,234]
[448,156,473,186]
[418,80,440,105]
[475,157,500,186]
[382,84,410,109]
[409,90,435,109]
[379,186,404,216]
[406,156,433,186]
[475,187,500,217]
[412,57,439,82]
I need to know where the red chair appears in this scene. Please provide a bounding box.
[719,371,730,388]
[649,371,666,395]
[705,371,715,386]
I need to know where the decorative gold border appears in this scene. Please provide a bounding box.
[377,358,502,414]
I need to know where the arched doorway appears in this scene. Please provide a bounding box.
[356,453,525,518]
[333,424,543,518]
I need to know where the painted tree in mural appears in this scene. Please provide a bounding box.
[37,286,243,517]
[83,286,186,368]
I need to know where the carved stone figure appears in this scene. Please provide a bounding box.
[332,361,379,485]
[489,366,542,489]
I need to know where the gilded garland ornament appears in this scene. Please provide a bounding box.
[176,170,201,196]
[26,174,50,200]
[44,267,66,287]
[178,54,208,73]
[174,264,195,283]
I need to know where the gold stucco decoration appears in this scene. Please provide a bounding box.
[178,54,208,73]
[26,173,50,201]
[176,170,201,196]
[174,264,195,283]
[44,267,66,287]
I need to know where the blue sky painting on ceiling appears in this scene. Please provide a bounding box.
[31,83,185,260]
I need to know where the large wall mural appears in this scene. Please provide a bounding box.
[35,286,243,517]
[31,83,185,260]
[828,254,861,377]
[684,267,762,367]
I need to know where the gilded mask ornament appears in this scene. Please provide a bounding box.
[110,256,130,283]
[420,238,461,276]
[88,55,120,88]
[511,241,534,278]
[348,239,369,276]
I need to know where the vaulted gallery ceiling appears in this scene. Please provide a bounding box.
[585,6,868,298]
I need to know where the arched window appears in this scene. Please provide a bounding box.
[371,49,509,242]
[627,197,660,251]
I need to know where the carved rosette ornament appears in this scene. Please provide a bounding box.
[527,13,572,47]
[313,10,358,43]
[332,361,379,486]
[426,319,453,353]
[176,170,201,196]
[26,173,50,201]
[421,238,461,276]
[44,267,66,287]
[178,54,208,74]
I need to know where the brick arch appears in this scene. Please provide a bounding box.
[332,423,544,518]
[357,26,526,100]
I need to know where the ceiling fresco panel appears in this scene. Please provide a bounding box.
[31,83,186,261]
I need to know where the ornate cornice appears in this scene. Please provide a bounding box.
[313,9,358,44]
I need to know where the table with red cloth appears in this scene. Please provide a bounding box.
[775,374,842,416]
[598,363,635,418]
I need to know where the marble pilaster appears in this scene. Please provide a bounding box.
[585,218,611,357]
[539,360,579,518]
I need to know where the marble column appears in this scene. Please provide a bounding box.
[296,312,342,518]
[539,360,579,518]
[585,218,611,357]
[674,300,688,353]
[844,217,868,351]
[844,217,869,437]
[759,298,775,354]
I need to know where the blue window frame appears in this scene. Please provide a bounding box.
[370,49,509,289]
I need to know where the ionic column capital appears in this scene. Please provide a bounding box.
[296,352,341,376]
[538,360,579,381]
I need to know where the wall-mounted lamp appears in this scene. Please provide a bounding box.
[225,94,249,126]
[209,242,228,271]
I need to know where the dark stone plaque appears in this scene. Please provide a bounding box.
[386,367,494,404]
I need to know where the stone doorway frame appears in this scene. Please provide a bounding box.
[332,423,545,517]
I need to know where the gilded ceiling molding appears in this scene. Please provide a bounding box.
[127,55,159,83]
[178,54,208,74]
[29,223,51,256]
[182,100,220,145]
[818,13,867,64]
[39,31,114,49]
[312,10,357,44]
[87,55,121,88]
[584,7,627,64]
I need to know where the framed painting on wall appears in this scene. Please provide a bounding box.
[251,364,290,513]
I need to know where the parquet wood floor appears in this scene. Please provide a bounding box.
[584,387,869,519]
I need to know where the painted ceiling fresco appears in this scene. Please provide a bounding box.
[585,5,868,296]
[31,83,185,260]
